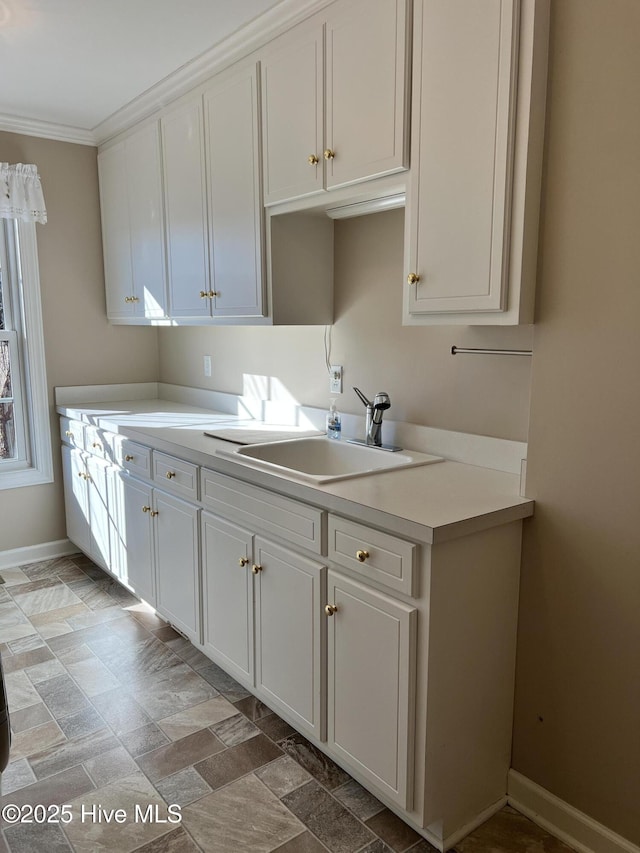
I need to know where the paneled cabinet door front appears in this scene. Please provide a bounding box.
[201,512,254,684]
[98,143,134,319]
[162,98,211,318]
[204,63,265,319]
[85,454,111,571]
[254,537,326,740]
[325,0,409,189]
[120,474,156,606]
[61,445,91,555]
[326,570,417,809]
[153,490,200,642]
[261,21,324,204]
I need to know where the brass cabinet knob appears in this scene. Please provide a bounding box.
[324,149,335,160]
[356,549,370,563]
[200,290,219,299]
[150,510,159,517]
[325,604,338,616]
[200,290,208,298]
[125,454,134,462]
[407,273,420,285]
[208,290,219,298]
[65,430,73,438]
[252,564,263,575]
[92,442,102,449]
[124,295,140,303]
[238,557,249,567]
[166,471,176,479]
[142,505,151,513]
[308,154,319,165]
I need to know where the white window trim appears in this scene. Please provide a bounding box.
[0,220,53,490]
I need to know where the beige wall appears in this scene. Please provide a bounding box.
[513,0,640,844]
[0,132,159,552]
[159,208,533,441]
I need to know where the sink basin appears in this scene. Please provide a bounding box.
[219,436,443,483]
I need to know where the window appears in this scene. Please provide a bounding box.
[0,220,52,489]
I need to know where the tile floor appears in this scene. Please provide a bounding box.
[0,555,575,853]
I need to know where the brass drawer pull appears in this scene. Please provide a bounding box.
[125,454,134,462]
[325,604,338,616]
[356,549,370,563]
[238,557,249,567]
[252,564,263,575]
[166,471,176,479]
[142,505,151,513]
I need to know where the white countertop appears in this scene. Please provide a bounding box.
[57,398,534,545]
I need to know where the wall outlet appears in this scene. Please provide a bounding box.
[329,364,343,394]
[203,355,212,378]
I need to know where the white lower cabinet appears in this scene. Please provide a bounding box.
[61,444,112,570]
[326,570,417,809]
[201,511,326,740]
[119,473,200,641]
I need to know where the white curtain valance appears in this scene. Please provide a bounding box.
[0,163,47,224]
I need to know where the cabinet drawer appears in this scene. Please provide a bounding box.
[153,451,199,501]
[84,425,108,458]
[60,417,84,450]
[118,439,152,479]
[328,515,416,596]
[201,469,325,555]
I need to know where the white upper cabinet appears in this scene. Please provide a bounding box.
[261,0,410,205]
[203,63,265,319]
[261,20,324,205]
[98,122,166,320]
[325,0,409,190]
[161,97,211,318]
[405,0,550,325]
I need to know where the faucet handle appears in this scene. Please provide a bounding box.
[353,387,372,408]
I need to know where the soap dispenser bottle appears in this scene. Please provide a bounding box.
[326,399,342,440]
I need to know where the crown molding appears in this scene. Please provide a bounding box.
[0,113,96,146]
[93,0,334,145]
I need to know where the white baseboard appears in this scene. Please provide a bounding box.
[0,539,76,571]
[508,770,640,853]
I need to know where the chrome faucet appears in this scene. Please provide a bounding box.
[353,387,391,447]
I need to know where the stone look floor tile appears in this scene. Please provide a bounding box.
[120,723,170,758]
[9,701,52,733]
[9,720,65,763]
[7,633,47,653]
[133,826,201,853]
[3,644,54,674]
[64,771,175,853]
[3,820,73,853]
[256,713,296,743]
[30,602,89,628]
[0,764,95,808]
[33,673,90,719]
[453,805,575,853]
[365,809,422,852]
[0,757,37,795]
[127,664,219,720]
[273,831,331,853]
[11,578,82,616]
[197,662,251,702]
[83,746,139,788]
[29,727,119,781]
[25,657,66,684]
[182,773,303,853]
[255,754,312,798]
[65,656,121,696]
[194,733,283,792]
[333,779,385,821]
[136,729,225,782]
[57,705,106,739]
[234,695,274,721]
[5,670,44,711]
[156,695,237,741]
[283,780,376,853]
[280,733,351,791]
[210,712,260,747]
[89,689,153,736]
[166,637,213,670]
[154,765,213,808]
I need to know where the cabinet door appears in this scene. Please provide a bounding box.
[325,0,409,189]
[201,512,254,684]
[61,444,91,555]
[162,98,211,318]
[261,21,324,204]
[154,490,200,642]
[85,454,111,571]
[120,475,156,606]
[326,571,416,809]
[406,0,519,315]
[254,537,325,740]
[98,142,134,319]
[204,63,265,319]
[126,122,167,319]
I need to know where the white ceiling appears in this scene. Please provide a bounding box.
[0,0,283,133]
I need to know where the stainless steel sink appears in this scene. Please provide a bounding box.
[219,436,443,483]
